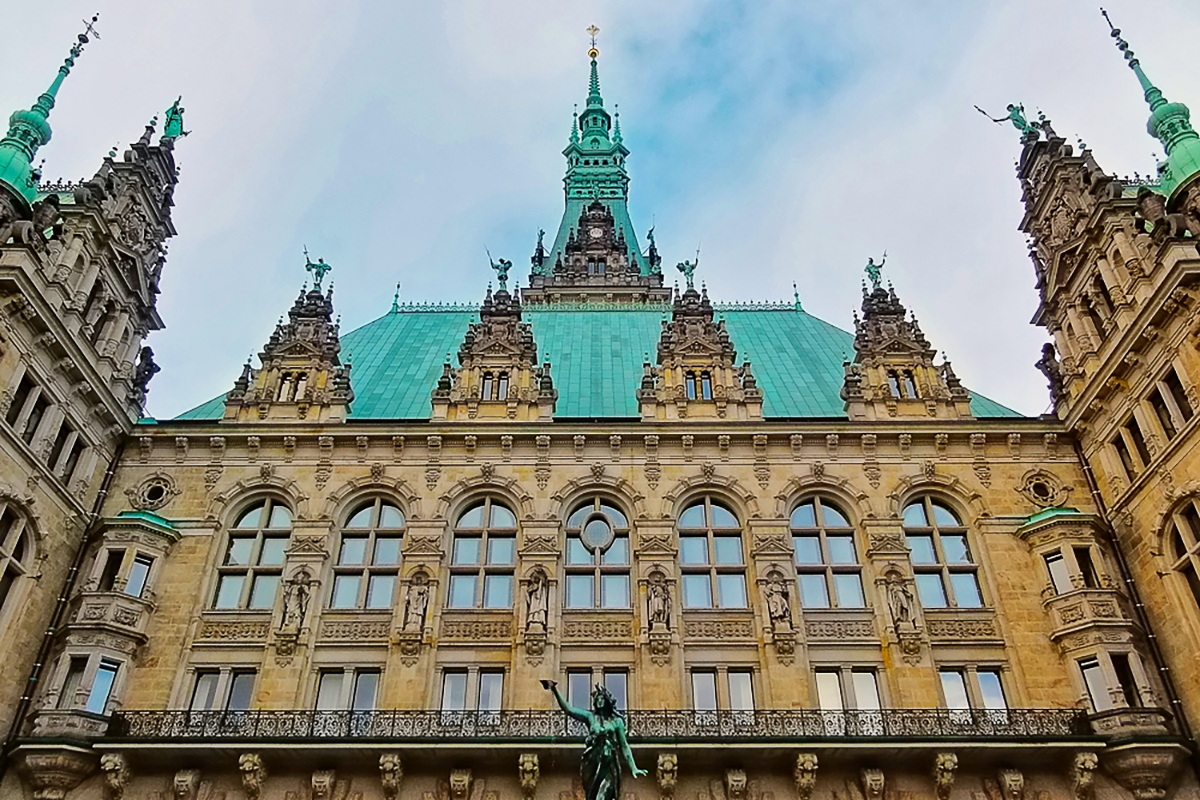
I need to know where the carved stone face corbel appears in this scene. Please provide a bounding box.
[450,769,473,800]
[173,769,201,800]
[997,769,1024,800]
[99,753,130,800]
[518,754,540,800]
[312,770,336,800]
[933,753,957,800]
[657,753,678,800]
[379,754,402,800]
[1070,753,1097,800]
[794,754,818,800]
[239,753,267,800]
[860,769,885,800]
[725,769,747,800]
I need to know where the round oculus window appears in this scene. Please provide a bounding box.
[581,515,614,551]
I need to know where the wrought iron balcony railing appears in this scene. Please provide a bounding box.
[107,707,1090,743]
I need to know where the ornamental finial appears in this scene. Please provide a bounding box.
[587,25,600,58]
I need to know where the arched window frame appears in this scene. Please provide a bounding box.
[790,497,865,609]
[564,497,631,609]
[448,497,517,609]
[212,497,293,610]
[329,497,406,610]
[901,496,984,609]
[678,496,747,609]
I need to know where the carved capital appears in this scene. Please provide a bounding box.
[657,753,678,800]
[1071,752,1098,800]
[933,753,957,800]
[100,753,130,800]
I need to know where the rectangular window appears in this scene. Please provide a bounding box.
[1110,654,1142,708]
[478,672,504,716]
[1125,418,1152,467]
[976,669,1007,710]
[125,554,153,597]
[815,671,843,711]
[1079,657,1111,712]
[48,421,74,470]
[691,671,718,712]
[4,374,34,428]
[190,671,221,711]
[227,670,256,711]
[728,671,754,711]
[97,550,123,593]
[1149,388,1179,439]
[441,672,467,712]
[316,672,344,711]
[85,659,119,714]
[21,394,49,444]
[681,574,713,608]
[567,670,591,710]
[1074,547,1100,589]
[61,438,86,481]
[1112,434,1137,479]
[1045,552,1073,594]
[58,656,88,709]
[603,671,627,712]
[939,670,970,710]
[1163,368,1194,423]
[852,671,882,710]
[352,670,379,711]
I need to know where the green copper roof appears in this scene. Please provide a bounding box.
[0,18,97,208]
[176,307,1021,421]
[1021,506,1084,526]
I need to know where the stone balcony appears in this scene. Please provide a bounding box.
[1087,706,1174,739]
[29,707,111,739]
[1042,587,1132,639]
[69,590,156,643]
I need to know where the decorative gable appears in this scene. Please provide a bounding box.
[223,280,353,423]
[638,284,762,421]
[432,286,556,422]
[842,279,971,421]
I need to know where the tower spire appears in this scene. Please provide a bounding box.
[1101,9,1200,201]
[0,14,100,208]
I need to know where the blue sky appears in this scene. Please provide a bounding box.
[3,1,1200,418]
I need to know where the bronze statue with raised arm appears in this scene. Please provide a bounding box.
[542,679,646,800]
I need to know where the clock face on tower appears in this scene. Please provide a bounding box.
[588,226,604,239]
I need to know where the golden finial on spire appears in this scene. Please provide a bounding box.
[587,25,600,59]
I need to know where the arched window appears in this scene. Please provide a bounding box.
[449,498,517,609]
[330,499,406,609]
[678,497,746,609]
[1166,499,1200,611]
[791,498,864,608]
[0,501,32,621]
[565,499,630,608]
[902,497,982,608]
[213,499,292,610]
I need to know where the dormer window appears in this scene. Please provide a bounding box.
[887,370,919,399]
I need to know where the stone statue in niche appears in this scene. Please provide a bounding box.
[526,570,548,632]
[885,572,915,630]
[647,575,671,630]
[764,576,792,631]
[403,574,430,632]
[280,570,312,632]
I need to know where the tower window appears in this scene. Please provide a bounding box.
[496,372,509,401]
[700,371,713,400]
[481,372,494,401]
